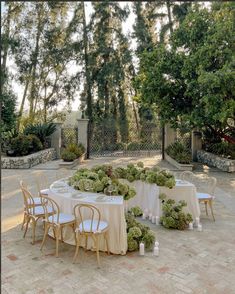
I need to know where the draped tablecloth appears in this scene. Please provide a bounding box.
[47,180,127,255]
[125,179,200,221]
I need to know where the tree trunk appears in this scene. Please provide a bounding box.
[28,4,43,121]
[82,2,93,122]
[166,0,173,35]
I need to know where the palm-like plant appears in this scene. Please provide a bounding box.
[23,122,56,147]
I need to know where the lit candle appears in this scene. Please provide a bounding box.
[195,217,200,227]
[151,216,155,224]
[155,241,159,247]
[155,216,160,225]
[197,223,202,232]
[142,213,146,220]
[189,222,194,230]
[139,242,145,256]
[153,246,159,256]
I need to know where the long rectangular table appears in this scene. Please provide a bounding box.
[47,180,127,255]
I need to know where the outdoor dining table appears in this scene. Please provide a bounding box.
[125,179,201,221]
[47,179,127,255]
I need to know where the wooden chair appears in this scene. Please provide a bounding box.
[73,204,109,267]
[20,181,54,244]
[179,171,195,183]
[40,195,76,257]
[196,176,217,221]
[34,171,50,196]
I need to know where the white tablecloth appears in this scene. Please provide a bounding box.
[125,179,200,221]
[47,180,127,255]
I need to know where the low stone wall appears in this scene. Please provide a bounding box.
[165,153,193,171]
[1,148,56,169]
[197,150,235,172]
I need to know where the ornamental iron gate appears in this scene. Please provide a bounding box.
[61,127,78,148]
[88,119,162,157]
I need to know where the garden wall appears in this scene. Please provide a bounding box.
[1,148,56,169]
[197,150,235,173]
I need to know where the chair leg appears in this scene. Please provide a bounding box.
[23,216,30,238]
[104,232,110,255]
[55,227,60,257]
[61,226,64,243]
[85,235,88,251]
[41,224,49,251]
[205,201,208,216]
[209,200,215,221]
[95,235,100,268]
[31,218,36,245]
[21,212,26,230]
[73,233,80,264]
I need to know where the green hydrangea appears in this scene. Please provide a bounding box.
[78,179,94,191]
[93,180,104,193]
[128,226,142,238]
[137,161,144,168]
[141,230,155,250]
[127,174,135,182]
[165,178,176,189]
[129,206,143,217]
[125,187,136,200]
[127,238,138,251]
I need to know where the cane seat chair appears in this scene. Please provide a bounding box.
[20,181,54,244]
[73,204,109,267]
[196,176,217,221]
[40,195,76,257]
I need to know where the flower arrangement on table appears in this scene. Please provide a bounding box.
[68,162,176,201]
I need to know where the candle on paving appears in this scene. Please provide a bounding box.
[197,223,202,231]
[139,242,145,256]
[151,216,155,223]
[153,246,159,256]
[189,222,194,230]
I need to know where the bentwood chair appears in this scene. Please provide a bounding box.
[34,171,50,196]
[179,171,195,183]
[40,195,76,257]
[20,181,54,244]
[73,204,109,267]
[196,176,217,221]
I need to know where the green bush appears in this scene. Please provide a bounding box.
[66,143,84,158]
[165,142,191,164]
[129,206,143,217]
[125,211,155,251]
[10,134,32,156]
[126,142,140,151]
[160,194,193,230]
[28,134,43,152]
[205,142,235,160]
[24,122,56,147]
[61,150,77,162]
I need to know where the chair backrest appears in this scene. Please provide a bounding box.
[194,176,217,195]
[20,181,37,214]
[40,194,59,223]
[180,171,194,183]
[34,171,49,194]
[74,204,101,233]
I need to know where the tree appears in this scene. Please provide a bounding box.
[135,3,235,143]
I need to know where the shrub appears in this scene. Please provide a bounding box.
[129,206,143,217]
[165,142,191,164]
[61,150,77,162]
[126,142,140,151]
[125,211,155,251]
[160,195,193,230]
[66,143,84,158]
[24,122,56,147]
[205,142,235,160]
[10,134,32,156]
[28,134,43,152]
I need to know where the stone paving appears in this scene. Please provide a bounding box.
[2,155,235,294]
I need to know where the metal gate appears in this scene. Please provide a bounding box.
[61,127,78,148]
[88,119,162,157]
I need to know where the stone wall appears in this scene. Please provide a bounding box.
[197,150,235,173]
[1,148,56,169]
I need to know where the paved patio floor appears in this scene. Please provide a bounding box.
[2,155,235,294]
